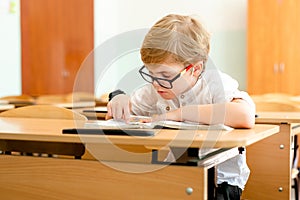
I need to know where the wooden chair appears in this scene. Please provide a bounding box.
[66,92,95,102]
[0,104,87,120]
[36,93,96,108]
[290,95,300,104]
[35,94,67,104]
[261,92,293,100]
[36,93,95,104]
[0,105,87,158]
[251,93,294,105]
[0,94,35,107]
[255,101,300,112]
[252,92,300,112]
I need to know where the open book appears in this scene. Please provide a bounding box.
[84,116,233,131]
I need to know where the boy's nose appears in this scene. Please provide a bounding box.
[152,80,160,87]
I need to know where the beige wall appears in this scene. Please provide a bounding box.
[0,0,21,97]
[94,0,247,97]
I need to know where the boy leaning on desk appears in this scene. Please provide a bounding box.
[106,14,255,200]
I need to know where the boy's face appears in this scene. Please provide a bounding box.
[143,62,196,100]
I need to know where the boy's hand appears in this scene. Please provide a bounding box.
[106,94,131,122]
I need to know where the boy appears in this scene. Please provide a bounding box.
[107,14,255,200]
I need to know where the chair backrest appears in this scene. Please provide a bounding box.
[0,105,87,120]
[0,94,35,107]
[36,93,96,107]
[66,92,95,102]
[290,95,300,103]
[262,93,293,101]
[251,93,300,112]
[255,100,300,112]
[35,94,67,104]
[251,93,292,101]
[0,94,34,101]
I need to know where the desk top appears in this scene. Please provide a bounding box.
[0,104,14,111]
[0,100,9,104]
[48,101,96,108]
[72,106,107,120]
[256,112,300,124]
[0,117,279,148]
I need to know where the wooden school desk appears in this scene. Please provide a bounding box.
[0,117,279,200]
[0,104,14,112]
[0,95,35,108]
[0,100,14,112]
[79,106,107,119]
[242,112,300,200]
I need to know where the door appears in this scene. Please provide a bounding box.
[277,0,300,94]
[247,0,280,95]
[21,0,94,96]
[247,0,300,95]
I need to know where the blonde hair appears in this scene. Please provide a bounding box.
[140,14,210,66]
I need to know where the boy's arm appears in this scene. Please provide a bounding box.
[153,99,255,129]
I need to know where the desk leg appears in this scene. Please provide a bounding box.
[242,123,291,200]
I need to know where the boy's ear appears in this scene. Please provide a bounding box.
[192,61,204,76]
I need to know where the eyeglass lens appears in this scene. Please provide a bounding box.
[140,72,172,89]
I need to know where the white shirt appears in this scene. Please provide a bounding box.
[130,67,255,190]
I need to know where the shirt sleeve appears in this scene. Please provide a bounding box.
[202,69,255,113]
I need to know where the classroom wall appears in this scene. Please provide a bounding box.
[0,0,246,98]
[0,0,21,97]
[94,0,247,96]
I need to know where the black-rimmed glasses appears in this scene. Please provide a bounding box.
[138,64,193,89]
